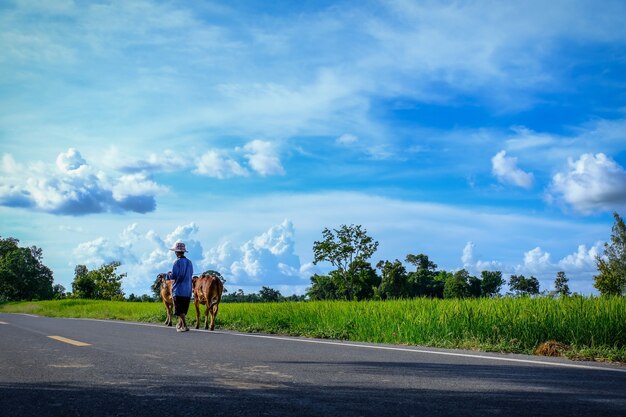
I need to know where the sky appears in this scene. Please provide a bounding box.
[1,0,626,297]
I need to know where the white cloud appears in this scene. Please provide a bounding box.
[56,148,87,173]
[194,150,249,179]
[0,149,166,215]
[461,241,503,274]
[549,153,626,214]
[243,140,285,176]
[558,243,602,271]
[337,133,359,145]
[522,247,552,273]
[103,147,190,174]
[202,219,307,287]
[491,150,534,189]
[505,126,555,151]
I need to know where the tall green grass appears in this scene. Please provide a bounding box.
[1,296,624,361]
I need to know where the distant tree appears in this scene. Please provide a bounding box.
[140,294,154,302]
[349,259,380,300]
[52,284,66,299]
[377,259,409,299]
[72,269,96,299]
[508,275,540,296]
[594,212,626,296]
[444,269,470,299]
[467,275,482,298]
[429,271,449,299]
[554,271,571,297]
[307,273,340,300]
[71,262,125,300]
[480,271,504,297]
[259,286,282,302]
[151,274,163,300]
[0,236,54,301]
[405,254,438,297]
[312,224,378,300]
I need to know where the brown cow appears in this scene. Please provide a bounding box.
[193,271,224,330]
[157,273,174,326]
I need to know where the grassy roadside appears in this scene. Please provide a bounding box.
[1,296,625,363]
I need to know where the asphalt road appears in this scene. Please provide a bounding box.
[1,312,625,417]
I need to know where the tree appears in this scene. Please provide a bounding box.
[72,264,95,298]
[480,271,504,297]
[52,284,66,299]
[312,224,379,300]
[554,271,571,297]
[259,286,282,302]
[307,273,340,300]
[508,275,540,296]
[467,275,482,298]
[71,262,125,300]
[348,259,380,300]
[377,260,409,299]
[444,269,470,299]
[0,236,54,301]
[405,254,438,297]
[594,212,626,296]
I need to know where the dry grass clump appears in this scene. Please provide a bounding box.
[535,340,570,357]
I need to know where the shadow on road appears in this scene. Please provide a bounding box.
[1,361,625,417]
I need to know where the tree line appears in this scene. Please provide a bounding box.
[0,212,624,302]
[306,212,626,300]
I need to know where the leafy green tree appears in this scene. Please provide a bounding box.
[405,254,438,297]
[52,284,66,299]
[349,259,380,300]
[0,237,54,301]
[554,271,571,297]
[377,259,409,299]
[306,273,340,300]
[312,224,378,300]
[71,269,96,298]
[467,275,482,298]
[508,274,540,296]
[594,212,626,296]
[430,271,449,299]
[443,269,470,299]
[259,286,282,302]
[71,262,125,300]
[480,270,504,297]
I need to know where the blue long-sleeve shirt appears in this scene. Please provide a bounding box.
[171,256,193,297]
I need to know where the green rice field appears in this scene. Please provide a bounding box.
[1,296,625,362]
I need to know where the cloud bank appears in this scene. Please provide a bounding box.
[0,149,164,215]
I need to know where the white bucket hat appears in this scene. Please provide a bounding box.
[170,242,188,252]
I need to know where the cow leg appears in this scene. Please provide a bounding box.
[194,298,200,329]
[209,302,219,331]
[164,301,172,326]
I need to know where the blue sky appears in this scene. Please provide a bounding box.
[1,0,626,296]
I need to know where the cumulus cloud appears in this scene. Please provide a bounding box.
[491,150,534,189]
[461,241,503,273]
[72,220,310,295]
[549,153,626,214]
[558,243,602,271]
[202,219,308,286]
[194,150,249,179]
[0,149,166,215]
[74,222,205,291]
[243,140,285,176]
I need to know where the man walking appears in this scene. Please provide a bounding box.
[170,242,193,332]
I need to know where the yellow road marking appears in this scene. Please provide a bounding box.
[0,321,8,324]
[48,336,91,347]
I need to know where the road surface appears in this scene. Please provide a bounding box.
[1,312,625,416]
